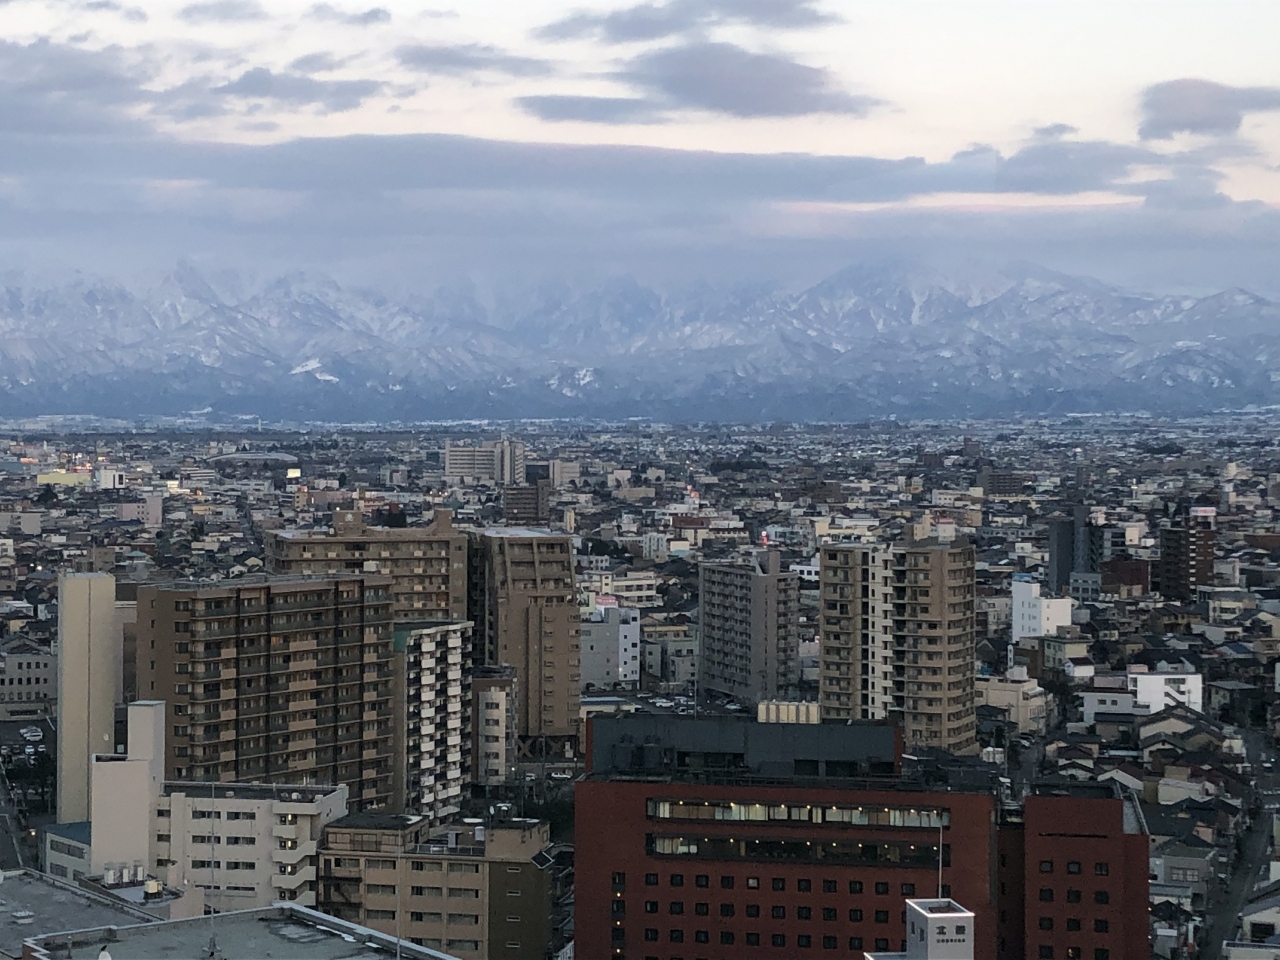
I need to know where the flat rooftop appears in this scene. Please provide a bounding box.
[0,872,151,960]
[24,904,459,960]
[161,781,340,803]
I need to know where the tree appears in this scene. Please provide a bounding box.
[35,485,57,505]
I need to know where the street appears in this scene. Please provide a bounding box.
[1200,731,1278,960]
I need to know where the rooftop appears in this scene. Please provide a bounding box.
[23,903,459,960]
[161,781,342,804]
[0,871,152,960]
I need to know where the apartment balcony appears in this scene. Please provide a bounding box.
[273,823,299,841]
[271,868,313,891]
[272,840,317,865]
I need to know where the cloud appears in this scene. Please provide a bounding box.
[84,0,147,21]
[516,95,664,124]
[1140,78,1280,139]
[290,52,346,74]
[623,41,879,118]
[0,39,153,136]
[213,68,383,113]
[540,0,834,43]
[1034,123,1077,139]
[178,0,267,22]
[395,43,550,78]
[306,4,389,26]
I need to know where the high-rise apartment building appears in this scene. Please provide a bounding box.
[580,604,641,692]
[472,665,518,787]
[265,510,467,623]
[469,530,580,753]
[135,575,396,810]
[698,550,799,705]
[503,481,551,525]
[318,813,556,960]
[443,439,527,485]
[57,572,123,824]
[400,620,473,824]
[819,537,978,754]
[1156,507,1217,602]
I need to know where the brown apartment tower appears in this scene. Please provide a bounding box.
[1156,506,1217,602]
[135,575,397,810]
[469,529,580,757]
[819,535,978,754]
[264,509,468,622]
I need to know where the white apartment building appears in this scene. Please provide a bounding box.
[402,620,472,824]
[580,604,641,691]
[73,701,348,913]
[1128,664,1204,714]
[1011,575,1074,647]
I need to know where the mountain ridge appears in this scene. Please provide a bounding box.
[0,262,1276,421]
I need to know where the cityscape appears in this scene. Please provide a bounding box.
[0,0,1275,957]
[0,414,1270,958]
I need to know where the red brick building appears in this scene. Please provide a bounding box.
[575,716,1149,960]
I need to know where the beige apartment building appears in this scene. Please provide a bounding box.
[53,700,349,913]
[264,509,468,623]
[698,550,799,705]
[472,665,518,787]
[318,814,554,960]
[469,530,580,754]
[57,572,123,824]
[819,536,978,754]
[135,575,397,810]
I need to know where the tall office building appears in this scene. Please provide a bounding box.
[135,575,396,810]
[265,509,467,623]
[400,620,473,824]
[1156,507,1217,602]
[819,536,977,754]
[472,665,518,787]
[57,572,123,824]
[698,550,799,705]
[469,529,580,754]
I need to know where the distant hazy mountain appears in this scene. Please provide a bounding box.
[1,262,1277,421]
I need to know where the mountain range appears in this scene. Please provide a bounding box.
[0,262,1276,421]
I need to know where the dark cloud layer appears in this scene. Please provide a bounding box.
[540,0,834,43]
[213,68,383,112]
[178,0,266,23]
[306,4,390,26]
[1141,78,1280,139]
[517,95,664,124]
[624,41,878,117]
[395,43,550,77]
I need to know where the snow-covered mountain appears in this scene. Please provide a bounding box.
[1,262,1277,420]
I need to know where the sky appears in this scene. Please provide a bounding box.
[1,0,1279,294]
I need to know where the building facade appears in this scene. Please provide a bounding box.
[265,510,468,623]
[135,575,397,809]
[698,551,799,706]
[1011,576,1073,648]
[581,604,641,692]
[472,665,518,787]
[1156,508,1217,602]
[400,620,473,823]
[318,813,554,960]
[57,571,123,824]
[469,529,580,754]
[819,538,978,754]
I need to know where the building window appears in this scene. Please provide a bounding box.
[875,882,889,895]
[797,879,812,892]
[721,876,735,889]
[849,881,863,894]
[669,902,683,915]
[644,929,658,942]
[747,877,760,889]
[746,904,759,918]
[798,934,812,948]
[720,904,734,917]
[1066,889,1082,903]
[695,874,709,888]
[849,937,863,950]
[1040,860,1054,873]
[644,901,657,914]
[694,902,709,916]
[901,883,915,896]
[850,909,863,922]
[644,873,658,886]
[772,906,786,919]
[823,935,838,949]
[822,908,837,921]
[1067,861,1081,874]
[1094,951,1110,960]
[669,929,683,943]
[1094,919,1109,933]
[771,934,786,948]
[1039,918,1054,931]
[612,872,626,887]
[1094,862,1109,876]
[772,878,785,891]
[746,933,760,946]
[670,874,684,887]
[719,932,734,945]
[1039,948,1054,959]
[1066,918,1081,931]
[874,911,889,924]
[822,879,838,893]
[1039,888,1054,902]
[1093,891,1109,904]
